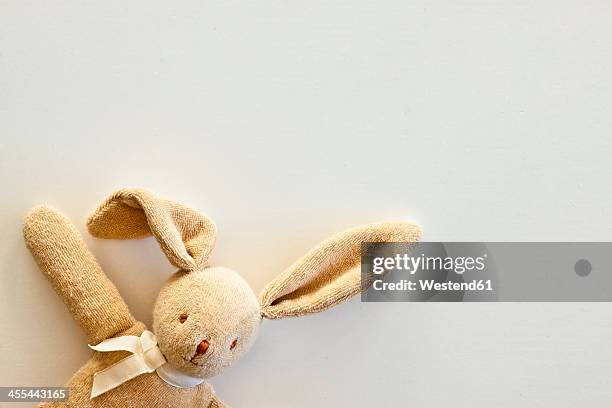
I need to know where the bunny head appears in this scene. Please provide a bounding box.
[153,267,261,378]
[86,189,421,380]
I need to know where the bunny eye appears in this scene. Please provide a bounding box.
[230,339,238,350]
[179,313,188,323]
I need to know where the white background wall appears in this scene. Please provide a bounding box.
[1,1,611,407]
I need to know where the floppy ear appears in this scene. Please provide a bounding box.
[260,221,421,319]
[86,188,216,272]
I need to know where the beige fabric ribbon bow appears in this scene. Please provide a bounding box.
[88,330,166,399]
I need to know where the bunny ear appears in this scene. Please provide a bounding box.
[260,221,421,319]
[87,188,216,272]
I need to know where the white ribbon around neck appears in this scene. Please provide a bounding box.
[156,362,205,388]
[88,330,203,399]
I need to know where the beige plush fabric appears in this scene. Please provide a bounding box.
[152,266,261,379]
[23,188,421,408]
[87,188,217,272]
[23,197,224,408]
[260,222,421,319]
[24,206,136,345]
[38,322,220,408]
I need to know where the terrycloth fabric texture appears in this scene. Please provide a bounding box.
[23,206,136,345]
[38,323,224,408]
[87,188,217,272]
[23,204,226,408]
[260,221,421,319]
[153,267,261,378]
[23,187,421,407]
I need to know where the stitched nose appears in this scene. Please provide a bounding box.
[196,340,209,355]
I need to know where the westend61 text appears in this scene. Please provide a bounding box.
[372,279,494,292]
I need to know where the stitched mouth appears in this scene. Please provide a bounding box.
[186,348,210,366]
[184,356,202,366]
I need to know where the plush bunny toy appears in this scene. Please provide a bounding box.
[23,188,420,407]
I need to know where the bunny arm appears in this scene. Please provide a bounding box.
[23,205,136,345]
